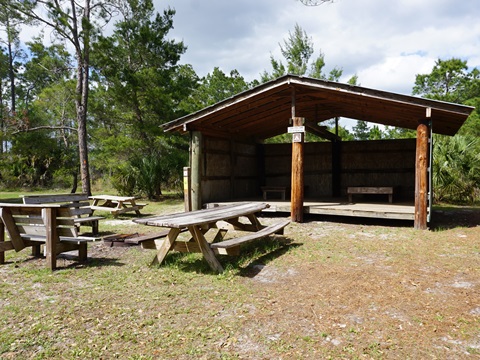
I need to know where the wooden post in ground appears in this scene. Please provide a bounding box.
[0,220,4,264]
[44,207,57,270]
[191,131,203,211]
[414,114,430,230]
[291,117,305,223]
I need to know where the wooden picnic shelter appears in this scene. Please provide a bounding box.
[163,75,473,229]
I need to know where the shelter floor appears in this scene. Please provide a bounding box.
[207,198,415,221]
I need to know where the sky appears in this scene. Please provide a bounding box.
[160,0,480,96]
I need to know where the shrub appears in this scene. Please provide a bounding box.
[432,135,480,204]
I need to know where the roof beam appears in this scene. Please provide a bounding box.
[305,121,340,141]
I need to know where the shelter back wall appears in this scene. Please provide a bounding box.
[201,137,260,202]
[200,137,416,203]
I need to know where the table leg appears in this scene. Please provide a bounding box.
[152,228,181,266]
[91,220,99,236]
[43,208,57,270]
[0,208,26,252]
[226,216,260,232]
[212,228,227,243]
[31,243,42,257]
[90,199,99,214]
[189,224,222,244]
[246,214,262,231]
[78,243,88,262]
[130,200,142,216]
[189,225,224,273]
[0,221,4,264]
[118,201,127,211]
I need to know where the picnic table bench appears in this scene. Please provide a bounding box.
[134,202,290,273]
[347,186,394,203]
[89,195,146,217]
[21,193,104,235]
[0,203,100,270]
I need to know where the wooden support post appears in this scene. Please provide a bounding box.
[291,117,305,223]
[414,118,430,230]
[0,220,4,264]
[44,208,58,270]
[78,243,88,262]
[191,131,203,211]
[183,167,191,212]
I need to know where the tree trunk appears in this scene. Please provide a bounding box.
[6,16,16,114]
[75,0,92,196]
[0,80,4,154]
[75,54,91,195]
[70,170,78,193]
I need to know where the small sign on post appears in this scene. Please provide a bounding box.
[183,166,191,212]
[288,126,305,134]
[292,133,302,143]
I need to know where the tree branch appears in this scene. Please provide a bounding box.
[298,0,334,5]
[12,125,77,135]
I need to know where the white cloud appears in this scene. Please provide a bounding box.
[357,54,436,94]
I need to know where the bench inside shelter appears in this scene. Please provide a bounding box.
[347,186,394,203]
[261,186,287,200]
[0,204,100,270]
[21,193,104,235]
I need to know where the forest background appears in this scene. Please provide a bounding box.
[0,0,479,204]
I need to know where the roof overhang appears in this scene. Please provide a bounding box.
[163,75,474,139]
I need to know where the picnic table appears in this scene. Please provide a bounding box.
[89,195,146,217]
[0,203,99,270]
[21,193,104,235]
[133,202,290,273]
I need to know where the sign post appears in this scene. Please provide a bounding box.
[290,118,305,222]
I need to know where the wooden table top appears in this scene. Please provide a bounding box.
[0,203,66,208]
[89,195,136,201]
[134,202,269,228]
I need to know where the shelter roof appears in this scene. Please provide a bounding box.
[163,75,474,139]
